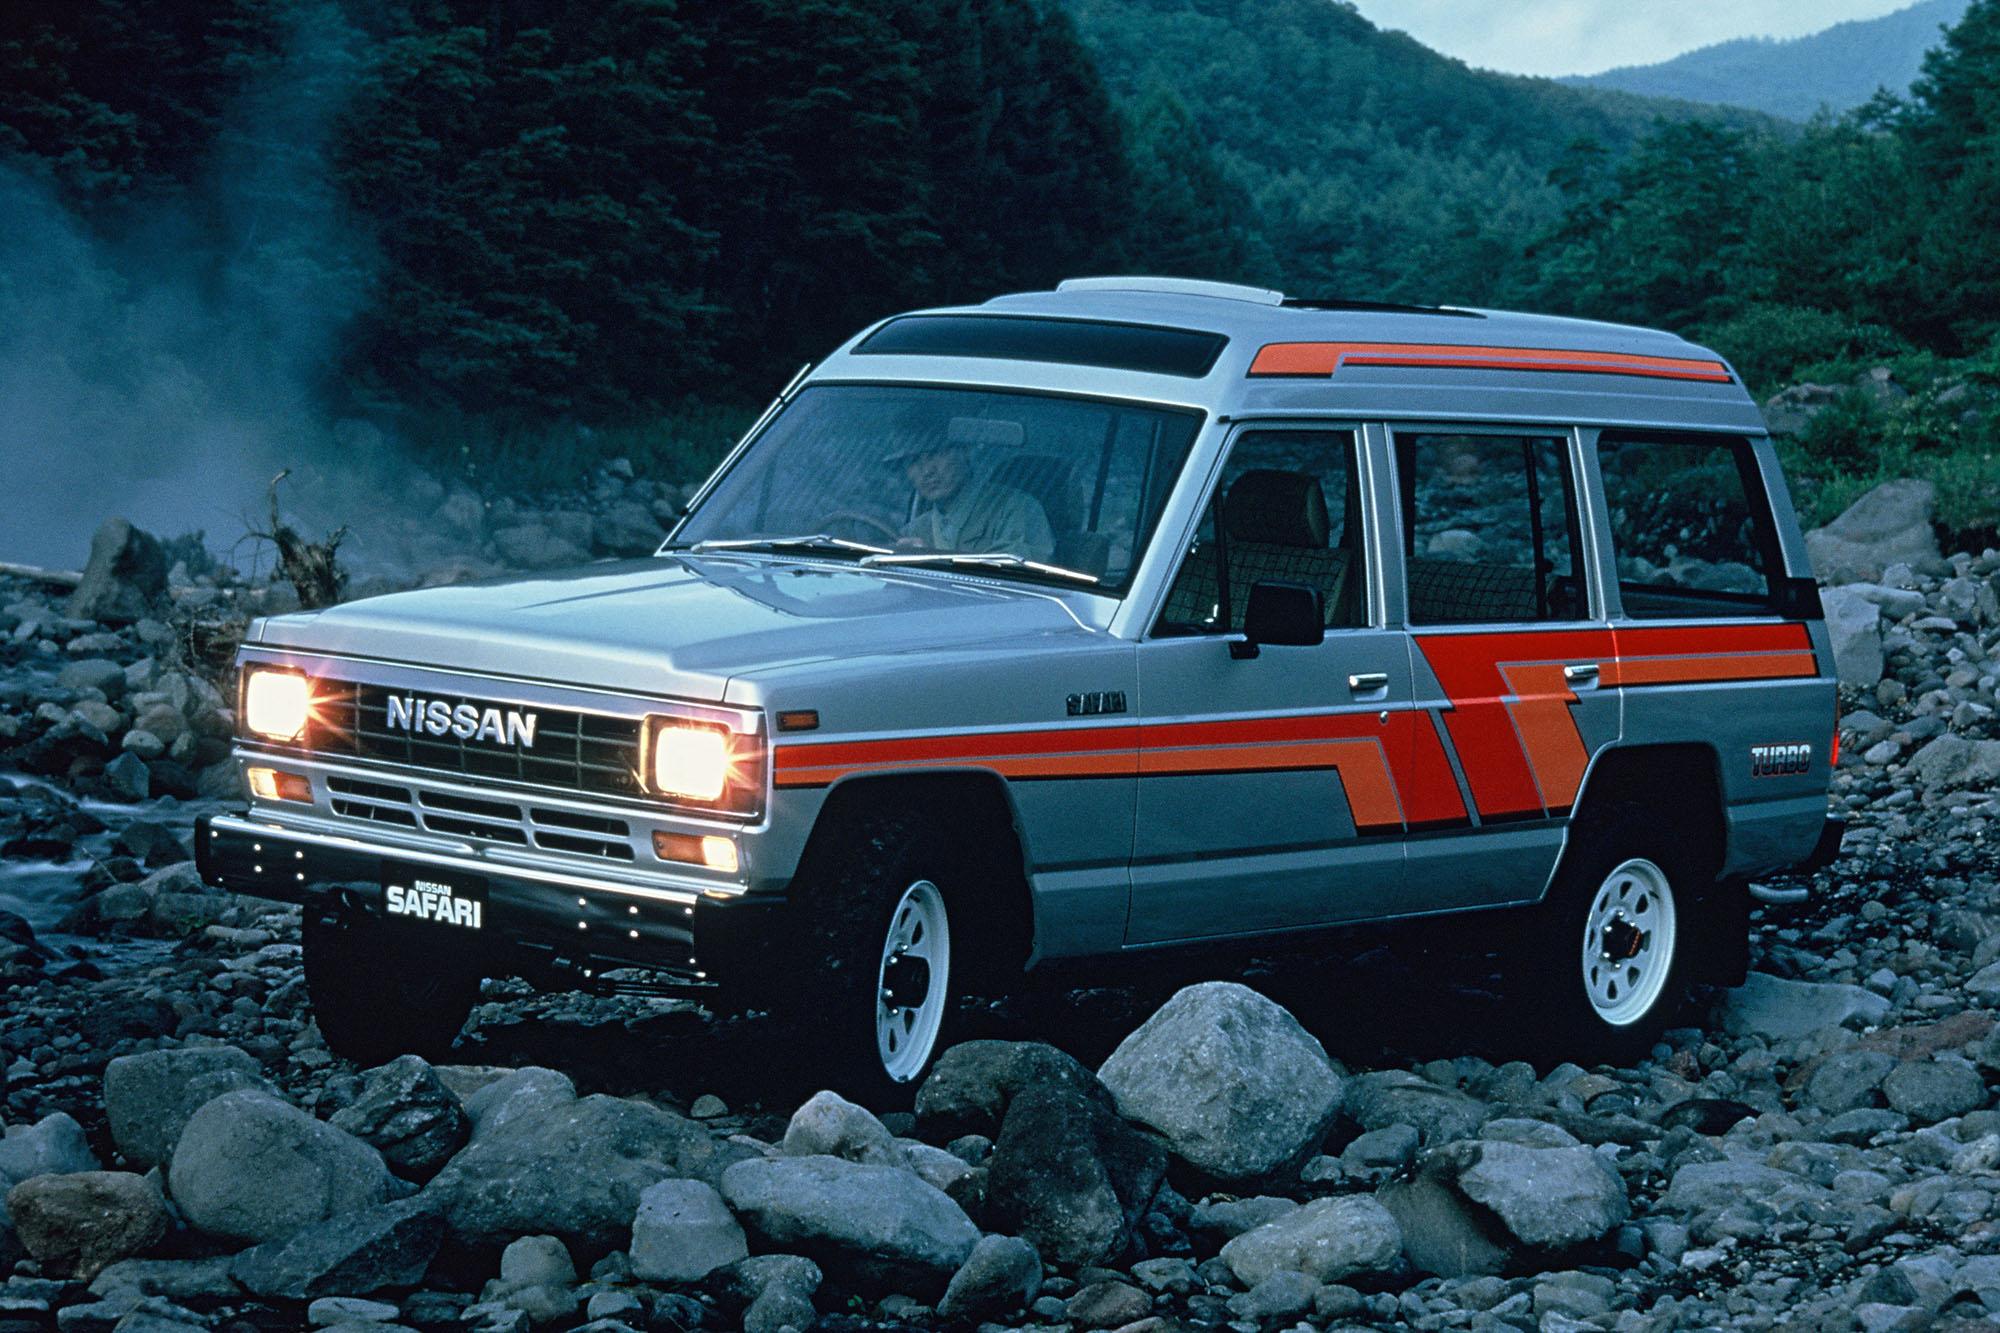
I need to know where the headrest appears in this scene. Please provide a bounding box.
[1224,469,1329,548]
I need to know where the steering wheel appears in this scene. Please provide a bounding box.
[815,509,902,544]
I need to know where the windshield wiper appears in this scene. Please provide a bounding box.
[682,534,890,557]
[859,551,1101,586]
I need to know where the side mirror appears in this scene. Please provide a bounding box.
[1232,580,1324,659]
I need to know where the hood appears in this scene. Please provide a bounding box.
[250,555,1098,700]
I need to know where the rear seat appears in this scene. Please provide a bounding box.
[1405,557,1542,623]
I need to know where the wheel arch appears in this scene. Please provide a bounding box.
[1569,742,1727,883]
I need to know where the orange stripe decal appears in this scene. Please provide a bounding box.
[1248,341,1735,384]
[1497,661,1591,810]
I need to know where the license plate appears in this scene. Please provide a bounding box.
[381,865,488,931]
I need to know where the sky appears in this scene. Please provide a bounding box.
[1344,0,1921,77]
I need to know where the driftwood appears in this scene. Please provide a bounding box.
[251,470,348,610]
[0,560,84,589]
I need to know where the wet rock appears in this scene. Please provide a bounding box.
[1098,981,1344,1182]
[719,1154,979,1297]
[1218,1195,1402,1285]
[66,519,167,625]
[936,1234,1041,1322]
[628,1178,746,1284]
[168,1091,399,1244]
[104,1046,278,1171]
[328,1055,471,1183]
[4,1172,169,1280]
[1716,972,1891,1040]
[229,1196,443,1300]
[985,1080,1167,1267]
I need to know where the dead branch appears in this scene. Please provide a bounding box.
[0,560,84,589]
[249,469,349,610]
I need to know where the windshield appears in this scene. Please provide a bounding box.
[670,384,1203,592]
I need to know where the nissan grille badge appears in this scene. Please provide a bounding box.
[384,694,538,747]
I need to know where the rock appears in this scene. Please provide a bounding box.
[498,1233,575,1289]
[1377,1173,1511,1278]
[1805,480,1945,584]
[1716,972,1891,1041]
[1098,981,1343,1182]
[1218,1195,1402,1285]
[491,524,586,570]
[914,1040,1109,1141]
[629,1179,746,1284]
[1881,1060,1989,1123]
[1448,1141,1630,1250]
[459,1066,577,1133]
[66,518,167,624]
[985,1081,1167,1267]
[1799,1050,1898,1114]
[328,1056,471,1183]
[1822,587,1886,687]
[57,659,128,699]
[102,751,152,802]
[88,1256,242,1302]
[1344,1070,1490,1145]
[1762,383,1842,436]
[780,1090,909,1169]
[103,1046,277,1173]
[1660,1159,1802,1214]
[1907,734,2000,791]
[936,1234,1042,1321]
[719,1154,979,1297]
[4,1172,169,1280]
[592,501,665,555]
[229,1196,443,1300]
[306,1296,401,1327]
[425,1089,752,1252]
[1064,1280,1151,1329]
[1229,1270,1319,1323]
[168,1091,399,1244]
[0,1112,100,1227]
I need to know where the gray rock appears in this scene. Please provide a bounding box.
[1822,587,1886,688]
[743,1284,815,1333]
[491,524,586,570]
[1377,1173,1512,1278]
[1099,981,1343,1182]
[592,501,665,554]
[1450,1141,1629,1250]
[1715,972,1890,1040]
[1218,1195,1402,1285]
[936,1234,1042,1321]
[913,1040,1109,1141]
[1660,1159,1803,1214]
[1229,1270,1319,1322]
[1805,480,1944,584]
[230,1197,443,1300]
[57,659,128,699]
[103,1046,275,1171]
[985,1080,1167,1267]
[1762,383,1842,436]
[1064,1280,1151,1329]
[306,1296,401,1327]
[168,1091,398,1244]
[1800,1050,1898,1114]
[4,1171,169,1280]
[719,1154,979,1297]
[424,1089,752,1252]
[460,1067,577,1133]
[498,1234,575,1289]
[1345,1070,1491,1145]
[88,1256,242,1302]
[1190,1194,1299,1244]
[66,518,167,624]
[328,1056,471,1183]
[1907,734,2000,791]
[1881,1060,1989,1123]
[0,1112,100,1228]
[780,1090,909,1169]
[629,1179,746,1284]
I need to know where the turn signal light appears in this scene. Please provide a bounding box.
[653,831,741,873]
[246,767,313,803]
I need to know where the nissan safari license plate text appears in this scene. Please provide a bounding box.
[382,865,487,931]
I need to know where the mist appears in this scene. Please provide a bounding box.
[0,3,424,578]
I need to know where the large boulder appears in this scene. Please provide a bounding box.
[1098,982,1343,1182]
[719,1154,979,1298]
[328,1056,471,1183]
[1440,1140,1630,1250]
[423,1089,752,1253]
[65,518,168,624]
[228,1196,443,1300]
[103,1046,276,1171]
[1716,973,1890,1041]
[986,1081,1168,1267]
[1820,586,1885,688]
[4,1172,170,1280]
[167,1092,400,1244]
[1804,480,1944,584]
[1217,1196,1403,1285]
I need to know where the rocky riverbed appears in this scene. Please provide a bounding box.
[2,481,1999,1333]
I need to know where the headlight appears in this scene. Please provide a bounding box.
[243,669,312,741]
[648,721,737,802]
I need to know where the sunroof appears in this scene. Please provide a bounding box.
[854,314,1228,378]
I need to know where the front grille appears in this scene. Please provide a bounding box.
[323,775,635,862]
[307,681,643,801]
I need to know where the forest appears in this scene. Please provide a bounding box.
[3,0,1998,538]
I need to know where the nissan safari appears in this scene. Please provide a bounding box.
[195,275,1843,1100]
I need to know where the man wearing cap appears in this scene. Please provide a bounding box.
[888,423,1055,563]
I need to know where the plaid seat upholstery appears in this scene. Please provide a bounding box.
[1160,469,1355,630]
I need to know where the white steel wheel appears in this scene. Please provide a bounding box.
[875,879,951,1084]
[1579,856,1677,1027]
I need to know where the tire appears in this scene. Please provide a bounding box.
[1510,804,1690,1065]
[783,807,973,1107]
[301,911,483,1068]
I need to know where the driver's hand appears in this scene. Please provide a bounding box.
[895,536,929,551]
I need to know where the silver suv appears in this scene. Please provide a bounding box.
[196,276,1842,1098]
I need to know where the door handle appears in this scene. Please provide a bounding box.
[1348,672,1389,692]
[1564,663,1600,684]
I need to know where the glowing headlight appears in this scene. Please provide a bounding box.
[650,723,733,802]
[244,669,312,741]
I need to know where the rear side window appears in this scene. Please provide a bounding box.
[1597,435,1781,619]
[1398,433,1587,625]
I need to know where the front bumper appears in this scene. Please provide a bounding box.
[195,812,788,986]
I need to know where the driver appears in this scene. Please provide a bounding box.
[884,421,1054,563]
